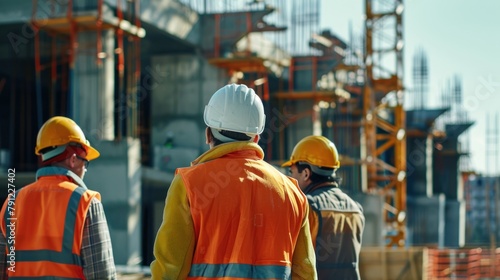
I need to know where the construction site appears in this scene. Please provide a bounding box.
[0,0,499,279]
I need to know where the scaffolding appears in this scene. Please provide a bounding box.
[363,0,406,247]
[187,0,289,160]
[186,0,408,247]
[274,0,350,165]
[435,75,473,174]
[411,48,428,110]
[31,0,144,139]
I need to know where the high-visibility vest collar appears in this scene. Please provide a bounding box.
[36,166,87,189]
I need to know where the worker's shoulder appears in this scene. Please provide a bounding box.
[174,164,197,175]
[308,187,364,213]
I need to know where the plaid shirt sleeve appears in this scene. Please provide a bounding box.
[0,232,7,280]
[81,197,117,279]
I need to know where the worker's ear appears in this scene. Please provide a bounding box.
[252,135,260,143]
[67,153,78,168]
[303,167,311,180]
[205,127,214,145]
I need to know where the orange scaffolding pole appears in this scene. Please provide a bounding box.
[32,0,43,127]
[214,14,220,58]
[134,0,142,138]
[96,0,103,66]
[116,0,125,139]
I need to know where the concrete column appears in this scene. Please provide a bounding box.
[69,28,142,265]
[407,194,445,246]
[353,193,384,247]
[407,135,433,197]
[71,30,115,141]
[85,138,142,265]
[444,199,465,248]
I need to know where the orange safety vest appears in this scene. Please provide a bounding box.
[0,167,100,279]
[177,151,307,279]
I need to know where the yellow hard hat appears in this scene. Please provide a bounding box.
[282,135,340,169]
[35,116,100,161]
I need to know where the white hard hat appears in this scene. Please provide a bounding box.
[204,84,266,138]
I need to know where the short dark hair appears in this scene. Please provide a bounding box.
[296,163,341,185]
[209,128,252,146]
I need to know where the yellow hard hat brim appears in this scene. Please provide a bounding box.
[281,160,293,167]
[84,145,100,161]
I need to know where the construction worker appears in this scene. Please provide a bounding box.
[0,116,116,279]
[282,135,365,280]
[151,84,317,279]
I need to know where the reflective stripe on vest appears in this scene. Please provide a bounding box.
[189,263,291,279]
[4,186,85,268]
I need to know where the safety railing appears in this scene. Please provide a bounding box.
[427,248,500,279]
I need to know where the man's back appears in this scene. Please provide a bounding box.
[151,84,316,279]
[180,152,306,266]
[151,142,317,279]
[306,183,364,280]
[0,170,112,279]
[0,116,116,279]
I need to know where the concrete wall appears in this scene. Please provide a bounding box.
[407,135,433,197]
[149,54,225,172]
[353,193,385,247]
[359,247,427,280]
[141,0,199,45]
[0,0,32,23]
[85,138,142,265]
[143,53,226,264]
[433,152,460,199]
[407,194,445,247]
[465,176,500,245]
[283,99,316,159]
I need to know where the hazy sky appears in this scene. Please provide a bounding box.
[320,0,500,175]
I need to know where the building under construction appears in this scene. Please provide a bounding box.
[0,0,499,278]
